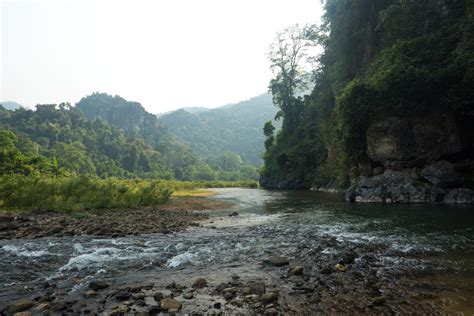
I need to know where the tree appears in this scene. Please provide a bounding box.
[268,24,319,132]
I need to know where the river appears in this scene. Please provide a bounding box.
[1,188,473,314]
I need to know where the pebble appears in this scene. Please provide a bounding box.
[84,290,97,298]
[290,266,304,275]
[261,292,278,304]
[88,280,110,290]
[160,298,182,311]
[183,292,194,299]
[193,278,207,288]
[267,256,289,267]
[8,299,34,314]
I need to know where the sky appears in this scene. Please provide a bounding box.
[1,0,324,113]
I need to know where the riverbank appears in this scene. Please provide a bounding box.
[0,194,233,240]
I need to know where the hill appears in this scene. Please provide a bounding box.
[158,93,278,166]
[0,101,24,111]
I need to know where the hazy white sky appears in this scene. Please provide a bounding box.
[1,0,323,113]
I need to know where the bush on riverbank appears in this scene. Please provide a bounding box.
[0,176,258,212]
[0,175,172,211]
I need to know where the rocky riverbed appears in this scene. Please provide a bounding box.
[1,188,473,315]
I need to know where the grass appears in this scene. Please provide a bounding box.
[0,176,258,212]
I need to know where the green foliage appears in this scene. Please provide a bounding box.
[158,94,278,167]
[261,0,474,188]
[0,175,171,212]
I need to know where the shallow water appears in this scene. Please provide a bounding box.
[1,188,473,311]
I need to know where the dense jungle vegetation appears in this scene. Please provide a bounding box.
[261,0,474,189]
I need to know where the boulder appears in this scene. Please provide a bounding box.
[420,160,460,187]
[345,170,446,203]
[443,188,474,203]
[366,114,462,163]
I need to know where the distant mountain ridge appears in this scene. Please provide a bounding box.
[0,101,24,110]
[158,93,278,166]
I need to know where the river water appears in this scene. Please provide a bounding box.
[1,188,473,312]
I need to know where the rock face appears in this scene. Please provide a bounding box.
[443,188,474,203]
[345,170,445,203]
[366,115,462,163]
[420,160,460,187]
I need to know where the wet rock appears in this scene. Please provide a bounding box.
[153,291,164,302]
[345,170,445,203]
[36,303,50,311]
[109,305,130,315]
[213,302,221,309]
[231,298,244,307]
[443,188,474,203]
[50,301,68,312]
[223,291,235,300]
[264,308,278,316]
[13,312,32,316]
[183,292,194,299]
[192,277,207,288]
[83,290,97,298]
[160,298,181,311]
[267,256,289,267]
[148,306,161,314]
[242,282,266,295]
[245,294,260,303]
[132,292,145,300]
[7,299,34,314]
[88,280,110,290]
[421,160,460,187]
[289,266,304,275]
[116,290,131,300]
[261,292,278,304]
[228,212,239,217]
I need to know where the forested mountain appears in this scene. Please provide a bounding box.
[158,93,278,166]
[261,0,474,192]
[0,94,258,180]
[0,101,24,111]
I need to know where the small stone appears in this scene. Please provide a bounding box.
[132,292,145,300]
[192,278,207,288]
[228,212,239,217]
[153,291,164,302]
[88,280,109,290]
[183,292,194,299]
[261,292,278,304]
[122,301,133,306]
[231,299,244,307]
[267,256,289,267]
[289,265,304,275]
[84,290,97,298]
[245,294,260,303]
[13,312,32,316]
[8,299,34,314]
[160,298,182,311]
[223,292,235,300]
[213,302,221,309]
[265,304,275,309]
[36,303,50,311]
[265,307,278,315]
[109,305,130,315]
[116,290,131,300]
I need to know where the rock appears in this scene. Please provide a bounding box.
[7,299,34,314]
[183,292,194,299]
[160,298,181,311]
[192,277,207,288]
[345,170,446,203]
[223,291,235,300]
[109,305,130,315]
[265,308,278,316]
[231,298,244,307]
[88,280,110,290]
[373,167,384,176]
[13,312,32,316]
[443,188,474,203]
[245,294,260,303]
[115,290,130,300]
[242,282,266,295]
[50,301,68,311]
[342,251,357,264]
[132,292,145,300]
[421,161,460,187]
[289,265,304,275]
[213,302,221,309]
[261,292,278,304]
[228,212,239,217]
[267,256,289,267]
[84,290,97,297]
[153,291,164,302]
[366,114,462,163]
[36,303,50,311]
